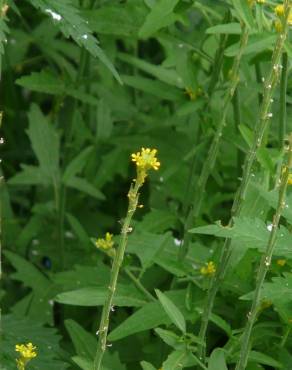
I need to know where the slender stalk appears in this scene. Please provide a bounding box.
[181,11,231,223]
[93,178,143,370]
[124,268,156,302]
[197,2,291,362]
[232,88,243,177]
[280,326,291,348]
[178,25,249,261]
[235,137,292,370]
[279,53,288,146]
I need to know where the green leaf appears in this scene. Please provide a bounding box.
[154,328,182,349]
[118,52,182,87]
[28,0,121,83]
[139,0,180,38]
[127,231,171,270]
[1,314,68,369]
[8,165,50,186]
[108,291,199,341]
[225,34,276,57]
[62,146,94,183]
[155,289,186,333]
[122,75,182,101]
[206,22,242,34]
[231,0,255,29]
[82,3,146,37]
[4,251,57,324]
[72,357,94,370]
[26,103,60,182]
[96,99,113,140]
[162,350,189,370]
[189,217,292,258]
[141,361,157,370]
[65,176,105,200]
[16,70,65,94]
[248,351,283,368]
[55,284,147,307]
[65,319,97,360]
[208,348,227,370]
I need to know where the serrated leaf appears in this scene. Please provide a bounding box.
[16,70,65,94]
[28,0,121,83]
[62,146,94,183]
[139,0,180,38]
[155,289,186,333]
[26,103,60,182]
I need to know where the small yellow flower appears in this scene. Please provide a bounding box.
[15,343,37,370]
[275,4,285,16]
[277,259,286,266]
[131,148,160,171]
[95,232,114,250]
[131,148,160,184]
[200,261,216,276]
[288,174,292,185]
[274,19,283,33]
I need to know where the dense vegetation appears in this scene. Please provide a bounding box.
[1,0,292,369]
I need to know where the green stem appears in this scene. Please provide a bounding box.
[124,268,156,302]
[178,25,249,261]
[280,326,291,348]
[197,3,291,362]
[232,88,243,176]
[181,11,230,221]
[279,53,288,146]
[93,179,142,370]
[235,137,292,370]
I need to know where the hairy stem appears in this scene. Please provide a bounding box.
[197,2,291,362]
[179,25,249,261]
[235,138,292,370]
[94,180,142,370]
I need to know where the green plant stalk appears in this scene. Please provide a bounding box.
[124,268,156,302]
[178,25,249,261]
[197,2,291,362]
[232,88,243,177]
[93,179,142,370]
[279,53,288,146]
[235,138,292,370]
[182,11,231,219]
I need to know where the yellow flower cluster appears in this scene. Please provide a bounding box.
[95,232,114,250]
[132,148,160,171]
[200,261,216,276]
[15,343,37,370]
[274,4,292,32]
[131,147,160,184]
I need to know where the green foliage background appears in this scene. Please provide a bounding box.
[1,0,292,369]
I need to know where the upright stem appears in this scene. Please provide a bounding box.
[232,88,243,176]
[178,25,249,261]
[235,137,292,370]
[93,180,142,370]
[197,2,291,362]
[279,53,288,146]
[179,11,231,255]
